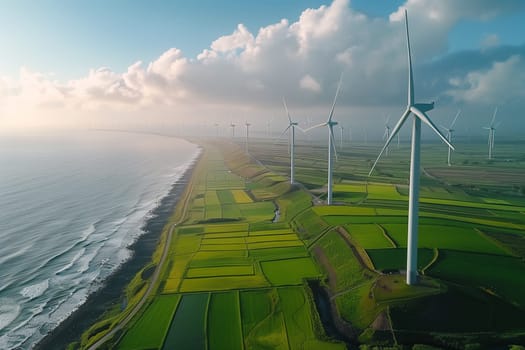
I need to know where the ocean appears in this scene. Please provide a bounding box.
[0,130,199,349]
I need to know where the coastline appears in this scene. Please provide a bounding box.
[34,151,200,350]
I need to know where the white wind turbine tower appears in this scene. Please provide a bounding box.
[369,10,454,286]
[245,122,251,153]
[305,74,343,205]
[483,107,499,160]
[383,115,391,156]
[339,124,345,151]
[214,123,220,137]
[282,97,300,184]
[230,122,236,138]
[441,110,461,166]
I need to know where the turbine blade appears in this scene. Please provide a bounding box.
[282,97,292,123]
[329,126,338,161]
[327,72,343,122]
[280,125,292,138]
[450,109,461,128]
[410,106,455,150]
[405,10,414,105]
[369,108,411,176]
[303,122,326,132]
[490,106,498,127]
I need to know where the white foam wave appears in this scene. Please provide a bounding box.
[55,248,85,275]
[0,301,20,331]
[20,279,49,300]
[0,244,32,266]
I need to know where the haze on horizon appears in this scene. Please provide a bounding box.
[1,0,524,140]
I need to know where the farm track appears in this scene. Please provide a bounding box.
[87,164,197,350]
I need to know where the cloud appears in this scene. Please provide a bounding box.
[481,34,500,50]
[0,0,524,131]
[446,55,525,105]
[300,74,321,92]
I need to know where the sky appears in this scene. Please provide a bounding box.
[1,0,524,139]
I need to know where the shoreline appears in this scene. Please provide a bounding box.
[34,154,199,350]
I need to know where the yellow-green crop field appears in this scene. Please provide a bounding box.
[87,140,525,350]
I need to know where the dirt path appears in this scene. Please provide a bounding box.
[87,165,196,349]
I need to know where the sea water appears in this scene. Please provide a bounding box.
[0,130,199,349]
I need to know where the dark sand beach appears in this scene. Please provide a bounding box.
[35,161,197,350]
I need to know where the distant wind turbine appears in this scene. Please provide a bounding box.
[230,122,236,138]
[214,123,219,137]
[245,122,251,153]
[441,110,461,166]
[339,124,345,151]
[305,73,343,205]
[282,98,301,184]
[369,10,454,286]
[383,115,391,156]
[483,107,499,160]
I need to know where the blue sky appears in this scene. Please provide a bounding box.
[2,0,522,79]
[0,0,524,135]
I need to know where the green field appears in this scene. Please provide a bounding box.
[261,257,321,285]
[77,139,525,350]
[207,292,243,350]
[119,295,181,350]
[162,293,209,350]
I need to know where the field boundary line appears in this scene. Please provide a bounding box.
[377,224,397,248]
[421,248,439,275]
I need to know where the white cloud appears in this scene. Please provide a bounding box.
[300,74,321,92]
[481,34,500,50]
[0,0,524,130]
[211,24,254,53]
[447,55,525,104]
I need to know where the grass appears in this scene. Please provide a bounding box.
[179,274,269,292]
[119,294,181,350]
[249,246,310,260]
[248,240,303,250]
[293,208,330,241]
[162,293,209,350]
[428,249,525,307]
[186,265,254,278]
[232,189,253,203]
[315,230,373,292]
[207,291,243,350]
[240,288,289,350]
[278,287,345,350]
[367,248,435,272]
[261,257,321,285]
[382,223,508,255]
[345,224,395,249]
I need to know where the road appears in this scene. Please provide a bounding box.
[87,176,193,349]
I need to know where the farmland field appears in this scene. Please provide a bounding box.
[78,139,525,350]
[207,292,243,350]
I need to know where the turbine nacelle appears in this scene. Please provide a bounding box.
[414,102,434,113]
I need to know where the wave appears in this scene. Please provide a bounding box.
[20,279,49,301]
[55,248,86,275]
[0,301,20,332]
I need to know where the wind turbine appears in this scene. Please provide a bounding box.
[383,115,391,156]
[214,123,219,137]
[230,122,236,138]
[305,74,343,205]
[368,10,454,286]
[282,97,300,184]
[441,110,461,166]
[245,122,251,153]
[339,124,345,151]
[483,107,499,160]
